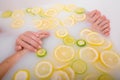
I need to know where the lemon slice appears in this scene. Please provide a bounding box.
[1,11,12,18]
[86,32,104,46]
[64,16,76,26]
[50,70,70,80]
[12,10,25,18]
[35,61,53,78]
[45,9,58,17]
[63,36,75,46]
[72,14,86,22]
[55,29,68,38]
[101,40,112,50]
[54,45,75,63]
[11,18,24,28]
[64,67,75,80]
[98,74,114,80]
[13,70,30,80]
[100,51,120,68]
[64,4,77,12]
[71,60,87,74]
[79,47,99,62]
[31,7,42,15]
[75,8,86,14]
[83,74,97,80]
[94,61,111,73]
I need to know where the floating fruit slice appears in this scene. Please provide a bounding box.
[100,51,120,68]
[64,4,77,12]
[26,8,32,13]
[64,16,76,26]
[83,74,97,80]
[63,36,75,45]
[35,61,53,78]
[75,8,85,14]
[101,40,112,50]
[76,39,86,47]
[12,10,25,18]
[80,28,93,39]
[13,70,30,80]
[54,45,75,63]
[86,32,104,46]
[64,67,75,80]
[55,29,68,38]
[11,18,24,28]
[72,14,86,22]
[31,7,42,15]
[94,61,111,73]
[71,60,87,74]
[1,11,12,18]
[79,47,99,62]
[36,48,47,57]
[45,9,58,17]
[50,70,70,80]
[98,74,114,80]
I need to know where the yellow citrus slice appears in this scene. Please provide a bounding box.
[71,60,87,74]
[75,8,86,14]
[13,70,30,80]
[94,61,111,73]
[63,36,75,45]
[1,10,12,18]
[63,16,76,26]
[98,74,114,80]
[72,14,87,22]
[45,9,58,17]
[101,40,112,50]
[64,4,77,12]
[35,61,53,78]
[54,45,75,63]
[100,51,120,68]
[31,7,42,15]
[79,47,99,62]
[11,18,24,28]
[12,10,25,18]
[86,32,104,46]
[83,74,98,80]
[55,29,68,38]
[80,28,93,39]
[64,67,75,80]
[50,70,70,80]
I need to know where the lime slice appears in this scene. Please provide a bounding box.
[63,36,75,46]
[13,70,30,80]
[54,45,75,63]
[76,39,86,47]
[36,48,47,57]
[71,60,87,74]
[50,70,70,80]
[100,51,120,68]
[1,11,12,18]
[79,47,99,62]
[35,61,53,78]
[55,29,68,38]
[75,8,85,14]
[98,74,114,80]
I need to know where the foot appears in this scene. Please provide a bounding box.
[87,10,110,36]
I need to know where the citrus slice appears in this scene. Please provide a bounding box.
[50,70,70,80]
[80,28,93,39]
[83,74,97,80]
[55,29,68,38]
[101,40,112,50]
[45,9,58,17]
[64,16,76,26]
[63,36,75,46]
[71,60,87,74]
[12,10,25,18]
[36,48,47,57]
[35,61,53,78]
[86,32,104,46]
[100,51,120,68]
[76,39,86,47]
[73,13,86,22]
[13,70,30,80]
[64,4,77,12]
[94,61,111,73]
[31,7,42,15]
[64,67,75,80]
[54,45,75,63]
[79,47,99,62]
[98,74,114,80]
[1,11,12,18]
[11,18,24,28]
[75,8,86,14]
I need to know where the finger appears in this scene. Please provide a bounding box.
[17,39,37,52]
[20,35,41,49]
[88,10,97,18]
[92,11,101,22]
[99,19,110,28]
[16,45,22,51]
[94,16,106,25]
[102,28,110,35]
[100,24,110,31]
[105,32,110,36]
